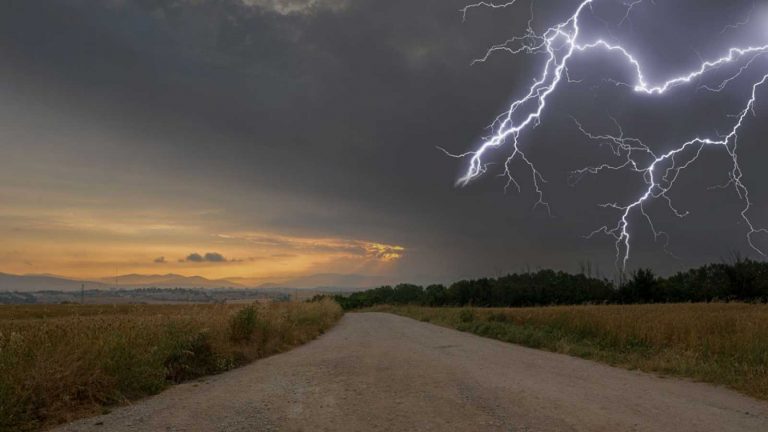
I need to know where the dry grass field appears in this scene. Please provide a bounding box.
[370,303,768,400]
[0,300,342,432]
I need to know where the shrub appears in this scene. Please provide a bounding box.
[229,306,258,342]
[458,308,475,323]
[164,330,218,383]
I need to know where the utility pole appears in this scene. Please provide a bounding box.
[81,283,85,304]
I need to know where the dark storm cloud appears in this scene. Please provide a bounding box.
[1,0,765,278]
[181,252,229,263]
[204,252,227,262]
[182,253,205,263]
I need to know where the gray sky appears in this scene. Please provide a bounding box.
[0,0,766,282]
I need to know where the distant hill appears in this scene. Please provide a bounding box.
[0,273,245,292]
[0,273,109,292]
[0,272,388,292]
[97,274,246,289]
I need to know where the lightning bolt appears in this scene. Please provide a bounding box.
[450,0,768,269]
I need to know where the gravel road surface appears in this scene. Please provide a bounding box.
[55,312,768,432]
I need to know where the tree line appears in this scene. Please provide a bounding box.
[328,258,768,310]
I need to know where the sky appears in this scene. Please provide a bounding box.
[0,0,767,284]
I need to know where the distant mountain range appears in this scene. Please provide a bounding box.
[0,272,390,292]
[95,274,247,289]
[0,273,109,292]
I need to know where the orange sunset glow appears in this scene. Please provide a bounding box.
[0,182,404,283]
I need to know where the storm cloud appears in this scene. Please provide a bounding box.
[0,0,766,281]
[182,252,229,263]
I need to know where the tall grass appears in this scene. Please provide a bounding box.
[371,303,768,400]
[0,300,342,431]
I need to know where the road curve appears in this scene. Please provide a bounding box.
[56,312,768,432]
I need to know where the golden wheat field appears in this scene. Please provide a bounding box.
[0,300,342,432]
[371,303,768,400]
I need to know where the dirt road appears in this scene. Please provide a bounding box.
[56,312,768,432]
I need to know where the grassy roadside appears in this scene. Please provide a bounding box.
[369,303,768,400]
[0,300,342,432]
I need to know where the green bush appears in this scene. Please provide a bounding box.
[229,306,258,342]
[101,332,166,399]
[458,308,475,323]
[164,330,218,383]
